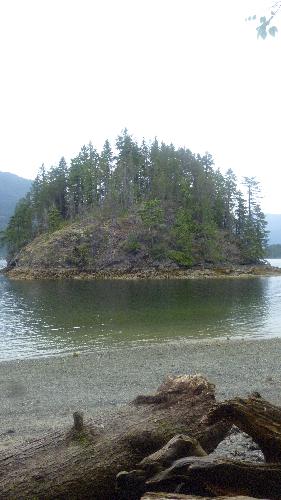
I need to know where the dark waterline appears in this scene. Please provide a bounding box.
[1,259,281,360]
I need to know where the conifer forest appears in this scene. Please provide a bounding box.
[2,130,268,266]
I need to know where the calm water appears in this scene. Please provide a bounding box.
[1,259,281,360]
[268,259,281,268]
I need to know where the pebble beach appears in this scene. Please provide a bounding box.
[1,336,281,450]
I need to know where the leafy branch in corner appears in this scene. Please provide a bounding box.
[246,1,281,39]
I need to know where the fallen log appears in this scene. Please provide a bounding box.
[141,493,265,500]
[116,434,208,499]
[207,394,281,462]
[146,457,281,499]
[138,434,207,473]
[0,374,228,499]
[116,417,281,500]
[117,392,281,500]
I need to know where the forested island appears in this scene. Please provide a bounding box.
[1,130,270,278]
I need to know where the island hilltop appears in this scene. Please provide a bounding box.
[1,130,274,279]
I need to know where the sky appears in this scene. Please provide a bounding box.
[0,0,280,213]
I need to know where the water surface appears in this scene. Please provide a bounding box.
[1,259,281,360]
[267,259,281,269]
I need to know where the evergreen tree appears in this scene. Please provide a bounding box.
[47,157,68,219]
[170,208,194,266]
[115,129,141,210]
[30,164,49,232]
[235,190,247,237]
[241,203,268,262]
[47,207,64,232]
[99,139,113,203]
[224,168,237,232]
[1,130,269,265]
[243,176,260,218]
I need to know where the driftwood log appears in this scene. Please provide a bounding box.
[139,434,207,471]
[207,393,281,462]
[146,457,281,498]
[120,393,281,499]
[0,375,229,499]
[2,378,281,499]
[116,434,208,499]
[141,494,264,500]
[117,455,281,499]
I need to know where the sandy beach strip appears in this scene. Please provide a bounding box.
[1,336,281,448]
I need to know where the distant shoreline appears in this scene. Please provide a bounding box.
[3,263,281,280]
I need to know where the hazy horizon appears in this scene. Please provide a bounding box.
[1,0,280,213]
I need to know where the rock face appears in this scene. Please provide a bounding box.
[4,215,280,279]
[7,216,177,276]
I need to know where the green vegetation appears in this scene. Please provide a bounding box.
[1,130,268,266]
[266,244,281,258]
[139,199,164,231]
[122,234,141,254]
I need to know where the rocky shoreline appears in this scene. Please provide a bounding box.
[3,263,281,280]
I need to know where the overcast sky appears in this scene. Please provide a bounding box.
[0,0,280,212]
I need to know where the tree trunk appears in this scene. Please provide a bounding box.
[0,375,229,500]
[141,494,262,500]
[121,393,281,500]
[146,457,281,499]
[207,394,281,462]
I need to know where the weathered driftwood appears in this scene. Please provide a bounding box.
[0,375,228,499]
[73,411,84,432]
[207,394,281,462]
[146,456,281,499]
[120,393,281,499]
[116,434,208,499]
[139,434,207,473]
[141,494,264,500]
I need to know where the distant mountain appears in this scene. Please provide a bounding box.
[0,172,32,256]
[0,172,32,231]
[266,244,281,258]
[266,214,281,245]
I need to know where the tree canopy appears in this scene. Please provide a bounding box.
[1,130,268,265]
[247,1,281,38]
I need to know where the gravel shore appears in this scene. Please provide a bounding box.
[1,336,281,451]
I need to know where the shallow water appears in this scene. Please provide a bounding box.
[267,258,281,269]
[1,259,281,360]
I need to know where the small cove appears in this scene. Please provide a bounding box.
[1,259,281,360]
